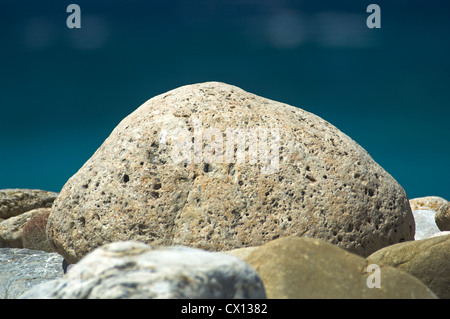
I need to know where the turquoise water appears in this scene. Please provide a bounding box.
[1,1,449,199]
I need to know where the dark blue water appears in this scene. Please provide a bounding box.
[1,1,450,200]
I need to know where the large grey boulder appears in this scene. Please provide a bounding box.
[47,82,414,263]
[19,241,266,299]
[0,248,63,299]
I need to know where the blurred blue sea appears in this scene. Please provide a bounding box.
[0,1,449,199]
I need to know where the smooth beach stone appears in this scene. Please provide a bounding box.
[435,202,450,231]
[19,241,266,299]
[237,237,437,299]
[430,231,450,238]
[367,234,450,299]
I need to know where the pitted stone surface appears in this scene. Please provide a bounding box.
[47,82,414,263]
[0,189,58,219]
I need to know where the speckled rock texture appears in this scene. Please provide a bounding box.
[22,208,54,252]
[409,196,448,211]
[47,82,414,263]
[19,241,266,299]
[0,189,58,219]
[0,248,63,299]
[0,209,38,248]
